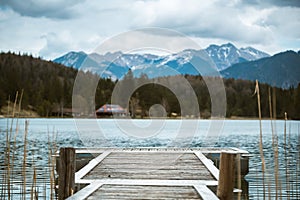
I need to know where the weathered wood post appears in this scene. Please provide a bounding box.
[58,147,76,200]
[217,151,236,200]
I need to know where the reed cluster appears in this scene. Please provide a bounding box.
[255,81,300,199]
[0,92,57,200]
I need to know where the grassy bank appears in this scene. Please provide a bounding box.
[0,101,39,118]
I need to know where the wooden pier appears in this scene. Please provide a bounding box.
[55,148,249,200]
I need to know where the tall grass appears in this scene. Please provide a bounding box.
[22,120,29,200]
[255,80,266,198]
[0,92,57,200]
[269,87,281,199]
[6,92,19,200]
[48,128,58,200]
[284,112,290,199]
[253,84,300,199]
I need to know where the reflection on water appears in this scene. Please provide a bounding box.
[0,118,299,199]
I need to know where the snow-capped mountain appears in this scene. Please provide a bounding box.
[206,43,270,70]
[53,50,212,79]
[53,51,87,69]
[53,43,269,79]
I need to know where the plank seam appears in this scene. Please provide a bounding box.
[66,181,103,200]
[69,180,219,200]
[194,185,219,200]
[194,151,219,180]
[76,179,218,186]
[75,151,111,181]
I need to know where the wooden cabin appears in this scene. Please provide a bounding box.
[96,104,127,118]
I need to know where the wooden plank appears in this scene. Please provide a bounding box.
[77,179,218,187]
[75,151,111,181]
[82,152,215,181]
[70,149,233,199]
[194,185,219,200]
[66,181,103,200]
[68,179,218,199]
[105,152,198,158]
[97,164,208,170]
[83,172,213,180]
[88,185,202,199]
[70,147,249,154]
[194,151,219,180]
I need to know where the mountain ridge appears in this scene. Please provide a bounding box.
[52,44,300,88]
[221,50,300,88]
[206,43,270,70]
[53,43,270,78]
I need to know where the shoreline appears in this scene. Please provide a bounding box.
[0,116,296,121]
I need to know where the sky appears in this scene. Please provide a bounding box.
[0,0,299,60]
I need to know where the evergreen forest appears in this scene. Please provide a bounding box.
[0,52,299,119]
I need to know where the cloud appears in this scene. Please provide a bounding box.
[263,7,300,38]
[242,0,300,8]
[0,0,299,59]
[130,0,274,45]
[0,0,83,19]
[93,28,201,55]
[39,32,74,59]
[38,30,105,59]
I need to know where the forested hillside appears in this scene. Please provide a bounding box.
[0,52,73,116]
[221,51,300,88]
[128,74,300,119]
[1,52,299,119]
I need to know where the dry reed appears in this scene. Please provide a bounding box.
[48,132,54,200]
[6,92,20,200]
[1,91,57,200]
[48,127,58,200]
[22,120,29,200]
[30,167,37,200]
[11,90,24,200]
[268,87,280,199]
[284,112,290,199]
[6,93,17,200]
[255,80,266,198]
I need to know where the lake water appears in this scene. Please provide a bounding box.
[0,118,299,199]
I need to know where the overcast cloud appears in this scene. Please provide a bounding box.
[0,0,299,59]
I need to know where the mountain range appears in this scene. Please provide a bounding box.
[53,43,300,88]
[221,50,300,88]
[206,43,269,70]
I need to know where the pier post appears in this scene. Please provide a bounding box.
[217,151,236,200]
[58,147,76,200]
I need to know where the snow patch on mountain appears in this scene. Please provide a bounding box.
[206,43,270,70]
[53,43,270,79]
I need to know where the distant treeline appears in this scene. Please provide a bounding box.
[0,52,299,119]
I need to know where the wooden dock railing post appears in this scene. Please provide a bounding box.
[58,147,76,200]
[217,151,236,200]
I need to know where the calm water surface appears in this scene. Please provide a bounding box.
[0,118,299,199]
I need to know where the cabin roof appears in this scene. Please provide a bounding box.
[96,104,126,113]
